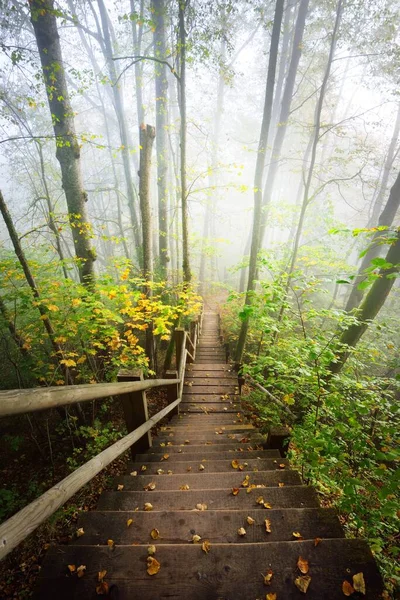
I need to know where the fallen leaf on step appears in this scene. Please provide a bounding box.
[140,465,147,472]
[342,580,355,596]
[352,573,366,595]
[237,527,246,536]
[314,537,322,546]
[98,570,107,581]
[96,580,109,595]
[199,464,205,471]
[67,564,76,573]
[117,484,124,491]
[256,496,264,505]
[294,575,311,593]
[263,502,272,509]
[76,528,84,538]
[297,556,309,574]
[144,502,153,511]
[278,482,285,487]
[263,569,273,585]
[157,469,164,475]
[265,519,272,533]
[107,539,115,549]
[150,528,160,540]
[247,516,255,525]
[192,534,201,543]
[147,556,160,575]
[232,487,240,496]
[231,459,239,469]
[167,470,173,474]
[201,540,211,553]
[187,466,192,472]
[292,531,303,539]
[162,453,169,461]
[266,594,277,600]
[279,463,286,469]
[144,482,156,491]
[130,471,138,476]
[241,475,250,487]
[77,565,86,578]
[196,503,208,511]
[147,545,156,555]
[126,518,133,527]
[184,440,190,444]
[180,484,190,490]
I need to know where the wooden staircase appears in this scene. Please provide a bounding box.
[36,310,383,599]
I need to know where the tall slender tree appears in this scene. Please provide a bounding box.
[30,0,96,287]
[235,0,285,363]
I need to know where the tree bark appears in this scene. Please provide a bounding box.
[30,0,96,287]
[235,0,284,363]
[152,0,169,276]
[345,113,400,312]
[97,0,141,252]
[273,0,343,335]
[178,0,191,284]
[259,0,310,246]
[139,125,156,370]
[329,225,400,374]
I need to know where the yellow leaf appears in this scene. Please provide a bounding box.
[192,534,201,543]
[231,459,239,469]
[342,580,355,596]
[144,482,156,491]
[67,564,76,573]
[256,496,264,505]
[352,573,366,595]
[76,527,84,538]
[294,575,311,593]
[266,594,277,600]
[196,503,208,511]
[107,539,115,549]
[76,565,86,578]
[263,569,273,585]
[127,518,133,527]
[241,475,250,487]
[147,545,156,555]
[199,464,205,471]
[247,516,255,525]
[292,531,303,539]
[237,527,246,536]
[179,484,190,490]
[98,570,107,581]
[232,487,240,496]
[147,556,160,575]
[150,528,160,540]
[117,484,124,491]
[144,503,153,511]
[297,556,309,574]
[201,540,211,553]
[60,359,76,367]
[264,502,272,509]
[265,519,272,533]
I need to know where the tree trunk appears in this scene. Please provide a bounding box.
[139,125,156,370]
[235,0,284,363]
[178,0,191,284]
[274,0,343,335]
[97,0,141,252]
[130,0,145,124]
[329,225,400,374]
[345,171,400,311]
[30,0,96,287]
[259,0,310,246]
[152,0,169,277]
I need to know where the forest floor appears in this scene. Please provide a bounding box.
[0,387,170,600]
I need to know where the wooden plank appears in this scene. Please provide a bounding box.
[0,397,180,560]
[0,378,180,417]
[97,484,320,511]
[75,507,344,545]
[118,370,151,458]
[116,469,300,490]
[36,539,383,599]
[134,449,281,462]
[127,458,287,474]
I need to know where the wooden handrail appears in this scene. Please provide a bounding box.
[178,348,188,400]
[0,396,180,561]
[0,379,180,418]
[186,349,194,362]
[186,334,195,351]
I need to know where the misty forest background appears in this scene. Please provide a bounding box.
[0,0,399,594]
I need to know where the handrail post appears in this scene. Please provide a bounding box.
[117,369,152,459]
[174,328,185,371]
[165,370,179,416]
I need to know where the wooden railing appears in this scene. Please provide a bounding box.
[0,307,203,561]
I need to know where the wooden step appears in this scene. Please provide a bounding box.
[115,469,299,490]
[36,539,383,599]
[185,364,232,371]
[161,424,255,431]
[153,432,264,443]
[134,450,281,462]
[127,458,288,474]
[75,508,344,545]
[145,443,266,455]
[97,484,320,511]
[180,404,240,413]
